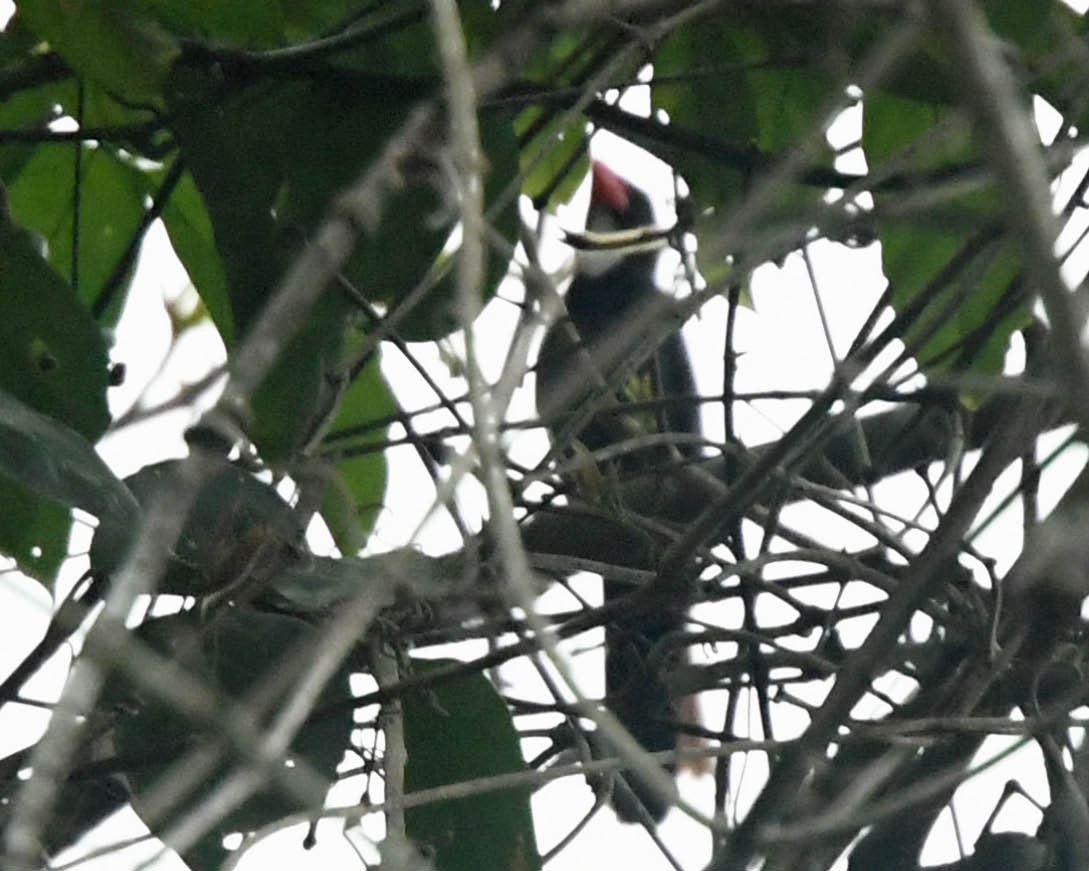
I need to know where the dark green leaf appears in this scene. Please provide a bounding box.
[651,12,836,238]
[170,68,518,460]
[652,16,757,214]
[864,92,1031,380]
[159,168,234,345]
[394,106,521,341]
[404,658,540,871]
[164,74,285,335]
[108,607,354,870]
[90,459,304,597]
[515,104,589,211]
[0,19,74,181]
[0,216,110,437]
[509,26,599,210]
[281,0,359,42]
[983,0,1053,56]
[0,476,70,582]
[0,388,136,580]
[246,291,357,464]
[328,0,502,79]
[141,0,285,48]
[319,353,394,554]
[18,0,178,106]
[167,75,354,461]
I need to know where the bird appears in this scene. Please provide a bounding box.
[535,160,699,823]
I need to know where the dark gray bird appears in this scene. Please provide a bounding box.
[536,160,699,823]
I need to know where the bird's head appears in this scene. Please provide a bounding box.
[567,161,667,280]
[586,160,655,232]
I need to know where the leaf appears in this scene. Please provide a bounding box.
[329,0,505,79]
[0,477,70,581]
[403,658,540,871]
[169,66,518,461]
[394,106,521,341]
[90,459,304,597]
[106,606,354,870]
[0,199,122,576]
[246,292,357,464]
[0,212,110,438]
[651,15,758,215]
[651,11,837,243]
[0,390,126,518]
[17,0,178,106]
[164,74,285,336]
[515,104,589,211]
[983,0,1055,56]
[0,18,72,181]
[167,71,421,463]
[268,547,456,616]
[0,212,114,579]
[165,75,342,462]
[863,91,1031,380]
[984,0,1089,132]
[281,0,358,42]
[509,26,597,211]
[0,18,156,144]
[880,223,1026,379]
[140,0,285,48]
[318,353,395,554]
[7,143,154,318]
[159,167,234,345]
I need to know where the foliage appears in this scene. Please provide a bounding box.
[1,2,1088,870]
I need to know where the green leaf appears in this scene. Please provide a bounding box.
[246,291,357,464]
[0,476,70,581]
[167,75,351,461]
[6,143,154,318]
[509,27,598,210]
[170,68,518,460]
[0,388,136,579]
[107,606,354,870]
[165,74,286,337]
[651,12,836,239]
[159,168,234,345]
[319,353,394,554]
[139,0,285,48]
[90,459,304,597]
[0,18,73,182]
[863,92,971,170]
[988,0,1089,132]
[17,0,178,106]
[0,215,110,438]
[404,658,540,871]
[864,91,1031,380]
[983,0,1054,56]
[515,104,589,211]
[395,106,521,341]
[0,389,133,519]
[844,16,957,106]
[652,16,758,215]
[0,22,156,142]
[281,0,358,42]
[329,0,504,79]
